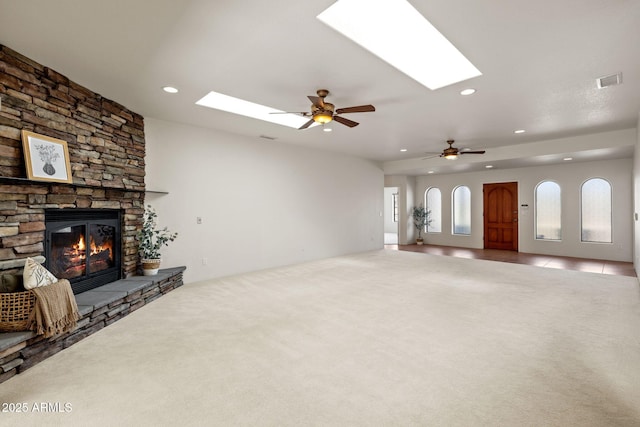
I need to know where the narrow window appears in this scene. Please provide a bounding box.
[392,193,399,223]
[581,178,612,243]
[452,185,471,235]
[425,188,441,233]
[535,181,561,240]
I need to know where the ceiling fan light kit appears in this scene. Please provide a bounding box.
[422,140,486,160]
[313,112,333,124]
[287,89,375,130]
[312,105,334,124]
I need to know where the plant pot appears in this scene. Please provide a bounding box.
[141,258,161,276]
[416,238,424,245]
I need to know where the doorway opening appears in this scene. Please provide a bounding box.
[384,187,399,245]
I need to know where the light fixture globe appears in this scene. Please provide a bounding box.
[312,101,334,124]
[313,111,333,124]
[442,140,459,159]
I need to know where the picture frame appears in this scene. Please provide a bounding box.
[21,130,73,184]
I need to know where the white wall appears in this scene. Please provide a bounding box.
[144,118,384,283]
[415,158,633,262]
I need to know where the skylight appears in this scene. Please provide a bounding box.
[196,91,312,129]
[317,0,481,90]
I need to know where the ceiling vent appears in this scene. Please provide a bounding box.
[259,135,277,140]
[597,72,622,89]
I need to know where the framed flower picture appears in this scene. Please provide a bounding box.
[21,130,73,184]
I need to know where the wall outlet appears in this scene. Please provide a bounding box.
[197,217,202,224]
[202,257,208,265]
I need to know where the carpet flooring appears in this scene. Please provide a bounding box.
[2,250,639,426]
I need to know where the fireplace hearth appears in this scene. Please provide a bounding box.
[45,209,122,294]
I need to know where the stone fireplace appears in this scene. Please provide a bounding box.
[0,44,146,280]
[0,44,189,387]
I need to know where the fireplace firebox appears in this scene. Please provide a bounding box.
[45,209,122,294]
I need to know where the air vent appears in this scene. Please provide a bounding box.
[597,72,622,89]
[259,135,277,140]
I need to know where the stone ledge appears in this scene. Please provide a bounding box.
[72,268,183,311]
[0,266,185,383]
[75,290,128,311]
[0,255,45,270]
[0,332,34,355]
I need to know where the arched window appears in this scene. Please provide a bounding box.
[581,178,612,243]
[425,187,441,233]
[452,185,471,235]
[535,181,561,240]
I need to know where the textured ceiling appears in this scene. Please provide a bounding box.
[0,0,638,174]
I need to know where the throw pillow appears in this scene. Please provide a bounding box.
[23,257,58,290]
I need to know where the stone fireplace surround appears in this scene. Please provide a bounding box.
[0,46,184,383]
[0,44,146,279]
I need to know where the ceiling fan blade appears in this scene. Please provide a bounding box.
[308,95,324,108]
[335,104,376,114]
[269,111,309,116]
[298,119,315,130]
[459,150,486,155]
[334,115,359,128]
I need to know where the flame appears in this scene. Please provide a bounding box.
[89,235,113,257]
[72,234,113,260]
[76,235,86,251]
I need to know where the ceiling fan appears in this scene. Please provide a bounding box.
[423,140,486,160]
[275,89,375,130]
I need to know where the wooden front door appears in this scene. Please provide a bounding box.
[483,182,518,250]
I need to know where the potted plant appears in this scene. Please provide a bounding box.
[412,204,431,245]
[138,205,178,275]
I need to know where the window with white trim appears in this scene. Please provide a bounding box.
[535,181,561,240]
[425,187,441,233]
[581,178,612,243]
[452,185,471,235]
[392,193,399,223]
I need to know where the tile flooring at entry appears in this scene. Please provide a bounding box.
[386,244,636,277]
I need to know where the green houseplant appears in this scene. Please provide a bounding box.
[412,204,431,245]
[138,205,178,275]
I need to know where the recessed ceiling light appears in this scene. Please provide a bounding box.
[514,129,526,134]
[563,157,573,161]
[400,148,407,152]
[427,170,435,174]
[485,165,493,169]
[162,86,179,94]
[196,91,313,129]
[323,127,332,132]
[317,0,481,90]
[460,88,476,96]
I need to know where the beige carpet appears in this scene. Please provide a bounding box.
[2,249,639,426]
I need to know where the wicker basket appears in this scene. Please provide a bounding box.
[0,290,35,332]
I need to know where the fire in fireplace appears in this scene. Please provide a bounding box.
[45,209,122,294]
[50,224,115,279]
